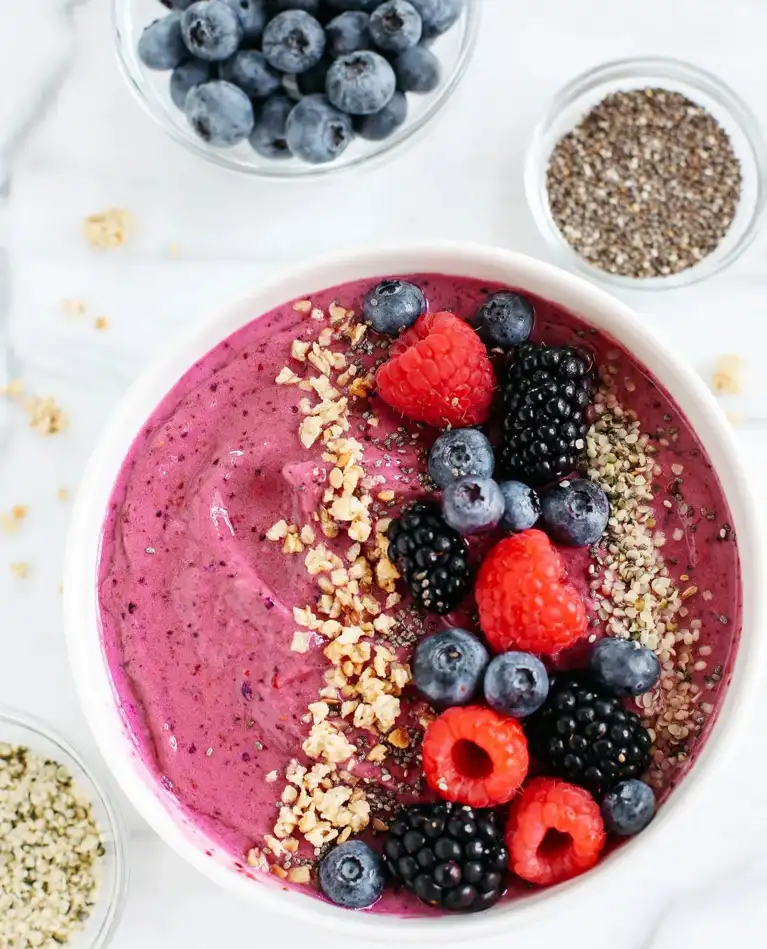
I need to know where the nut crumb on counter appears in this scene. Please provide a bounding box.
[60,298,86,316]
[711,354,743,396]
[83,208,134,249]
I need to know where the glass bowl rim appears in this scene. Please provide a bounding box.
[0,705,130,949]
[524,55,767,292]
[111,0,482,180]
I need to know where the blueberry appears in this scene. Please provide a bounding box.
[326,11,371,56]
[413,628,489,708]
[319,840,385,909]
[185,80,255,146]
[219,50,281,98]
[475,291,534,349]
[602,780,656,836]
[362,279,425,334]
[181,1,243,62]
[170,58,212,109]
[355,90,407,140]
[221,0,267,43]
[428,429,494,489]
[327,50,396,115]
[138,15,187,70]
[263,10,326,73]
[540,479,610,547]
[160,0,197,10]
[442,477,504,535]
[484,651,549,719]
[249,94,294,158]
[590,638,661,698]
[369,0,422,53]
[285,94,353,162]
[394,45,441,93]
[408,0,463,39]
[498,480,540,532]
[295,56,332,95]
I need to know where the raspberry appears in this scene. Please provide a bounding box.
[506,777,606,886]
[376,312,496,428]
[422,706,529,808]
[475,530,587,655]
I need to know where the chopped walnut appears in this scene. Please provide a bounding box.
[302,720,356,764]
[266,519,289,541]
[276,366,301,385]
[291,631,311,654]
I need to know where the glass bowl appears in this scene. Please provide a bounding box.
[113,0,481,178]
[0,707,129,949]
[525,57,767,291]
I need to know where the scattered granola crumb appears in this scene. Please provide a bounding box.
[83,208,134,249]
[23,395,68,435]
[61,298,86,316]
[1,379,23,399]
[94,317,109,331]
[10,562,30,579]
[711,354,742,396]
[57,487,70,503]
[1,506,28,534]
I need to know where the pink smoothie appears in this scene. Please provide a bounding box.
[98,274,741,914]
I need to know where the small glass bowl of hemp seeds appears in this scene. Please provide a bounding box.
[525,57,767,290]
[0,708,128,949]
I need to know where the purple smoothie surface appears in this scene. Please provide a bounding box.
[98,274,741,915]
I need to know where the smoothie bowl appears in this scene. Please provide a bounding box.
[64,244,763,939]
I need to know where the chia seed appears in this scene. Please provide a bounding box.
[546,88,742,278]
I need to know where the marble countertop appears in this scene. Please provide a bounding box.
[2,1,767,947]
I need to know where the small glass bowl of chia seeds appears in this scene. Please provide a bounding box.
[525,57,767,290]
[0,708,129,949]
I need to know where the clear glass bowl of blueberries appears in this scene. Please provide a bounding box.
[114,0,480,177]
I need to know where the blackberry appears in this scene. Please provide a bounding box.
[527,672,653,794]
[387,503,471,614]
[383,802,508,912]
[500,342,594,486]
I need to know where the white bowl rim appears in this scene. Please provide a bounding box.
[63,241,765,941]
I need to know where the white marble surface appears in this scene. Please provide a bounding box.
[2,0,767,946]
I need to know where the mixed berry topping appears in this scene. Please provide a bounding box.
[427,427,495,489]
[421,706,529,808]
[232,275,728,913]
[526,672,653,793]
[507,778,606,887]
[386,502,471,614]
[476,530,588,655]
[500,342,594,486]
[412,628,489,709]
[383,803,509,912]
[601,779,657,836]
[376,311,496,427]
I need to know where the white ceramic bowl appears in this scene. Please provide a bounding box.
[64,243,765,941]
